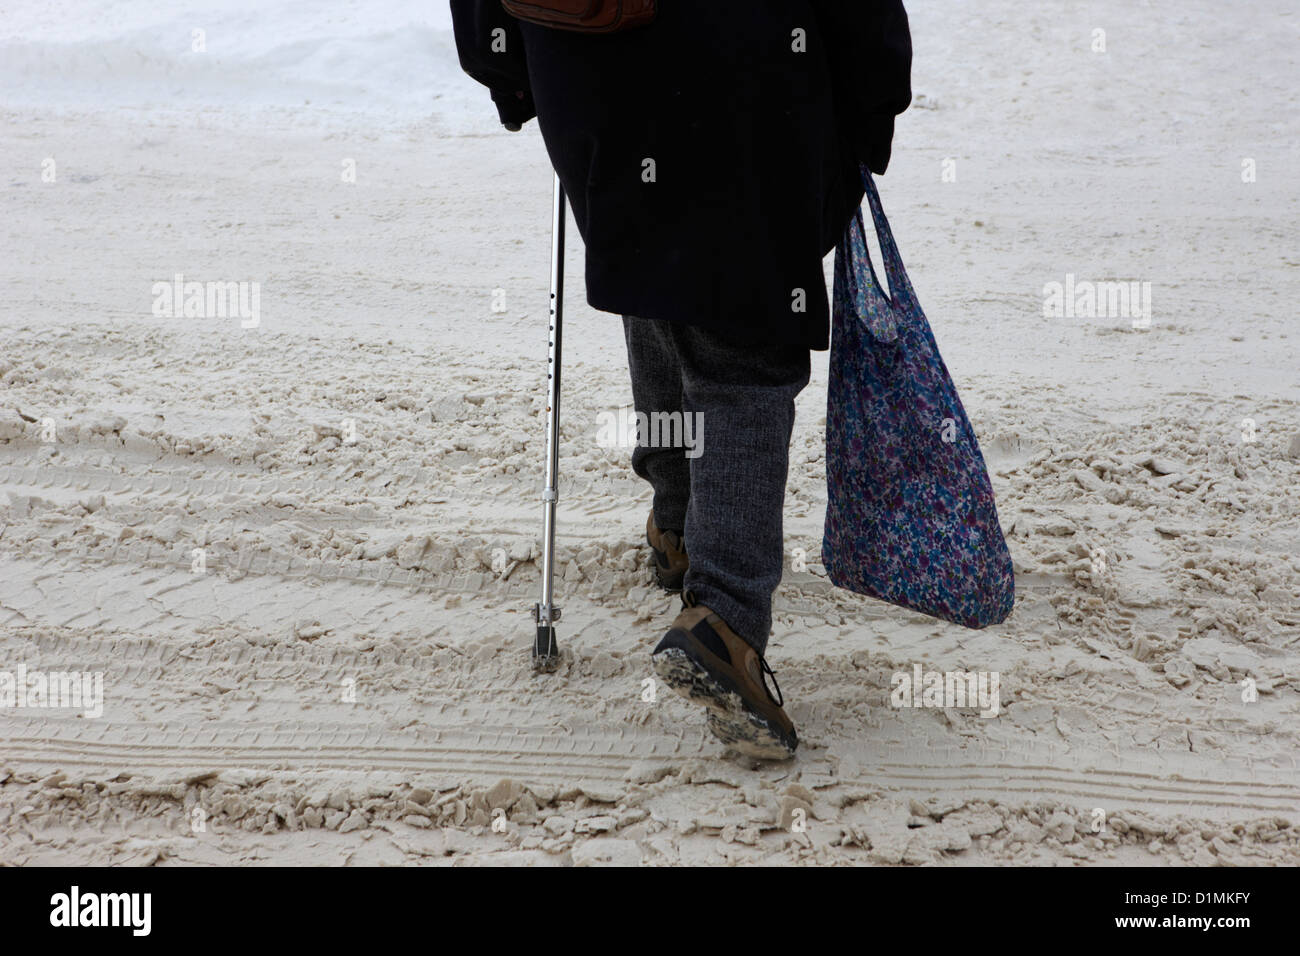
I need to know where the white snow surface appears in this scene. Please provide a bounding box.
[1,0,1298,867]
[1,0,485,127]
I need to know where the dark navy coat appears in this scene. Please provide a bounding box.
[451,1,911,349]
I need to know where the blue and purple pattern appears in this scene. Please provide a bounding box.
[822,167,1015,629]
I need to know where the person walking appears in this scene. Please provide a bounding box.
[451,0,912,759]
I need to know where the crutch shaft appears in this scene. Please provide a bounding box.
[533,173,565,661]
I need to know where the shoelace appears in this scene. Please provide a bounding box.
[758,656,784,708]
[682,589,784,707]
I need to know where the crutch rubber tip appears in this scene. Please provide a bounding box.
[532,625,560,670]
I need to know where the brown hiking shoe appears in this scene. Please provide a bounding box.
[651,590,796,759]
[645,511,688,592]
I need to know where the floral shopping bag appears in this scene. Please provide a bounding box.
[822,166,1014,628]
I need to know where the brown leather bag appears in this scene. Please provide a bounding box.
[500,0,656,34]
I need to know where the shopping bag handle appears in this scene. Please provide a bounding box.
[842,165,916,345]
[861,167,914,305]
